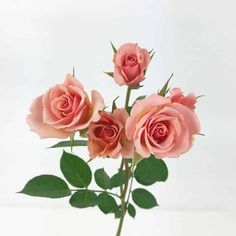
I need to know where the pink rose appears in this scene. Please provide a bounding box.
[113,43,151,86]
[27,74,105,139]
[126,94,200,158]
[170,88,197,110]
[88,109,134,159]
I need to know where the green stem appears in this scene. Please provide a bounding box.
[116,86,133,236]
[125,172,134,209]
[116,160,130,236]
[70,133,75,152]
[125,86,132,110]
[119,159,125,194]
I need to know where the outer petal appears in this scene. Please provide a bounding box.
[171,103,200,135]
[170,88,197,110]
[140,48,151,70]
[63,73,84,89]
[26,96,70,139]
[112,108,134,158]
[112,108,128,125]
[113,66,126,85]
[130,94,170,118]
[78,90,105,130]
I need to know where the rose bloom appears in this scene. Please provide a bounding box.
[170,88,197,110]
[126,93,200,158]
[88,109,134,159]
[113,43,150,86]
[27,74,105,139]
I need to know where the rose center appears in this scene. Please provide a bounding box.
[123,54,138,67]
[95,124,118,143]
[55,94,74,117]
[151,122,169,143]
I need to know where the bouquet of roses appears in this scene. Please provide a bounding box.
[19,42,201,236]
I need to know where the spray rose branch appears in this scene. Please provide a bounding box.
[116,86,134,236]
[19,42,202,236]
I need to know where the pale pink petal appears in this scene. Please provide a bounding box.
[134,127,151,158]
[171,103,200,135]
[122,64,140,81]
[112,108,129,126]
[131,94,170,117]
[27,96,70,139]
[63,73,84,89]
[114,43,139,66]
[113,66,126,85]
[77,90,105,130]
[139,48,151,70]
[126,116,137,140]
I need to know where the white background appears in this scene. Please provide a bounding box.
[0,0,236,235]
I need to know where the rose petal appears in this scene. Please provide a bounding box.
[27,96,70,139]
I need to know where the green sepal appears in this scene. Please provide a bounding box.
[112,96,119,112]
[158,73,173,97]
[110,41,117,54]
[104,72,114,78]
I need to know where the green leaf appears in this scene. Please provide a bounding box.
[132,188,158,209]
[104,72,114,78]
[111,170,126,188]
[112,96,119,112]
[110,41,117,54]
[49,140,87,148]
[114,207,122,219]
[158,73,173,97]
[134,155,168,186]
[94,168,112,190]
[19,175,71,198]
[60,151,92,188]
[97,192,118,214]
[69,190,97,208]
[127,203,136,218]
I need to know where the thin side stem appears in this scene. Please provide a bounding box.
[125,86,132,110]
[70,189,121,199]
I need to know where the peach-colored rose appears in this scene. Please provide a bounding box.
[113,43,150,86]
[126,93,200,158]
[170,88,197,110]
[88,109,134,159]
[27,74,105,139]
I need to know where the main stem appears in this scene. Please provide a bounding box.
[116,86,132,236]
